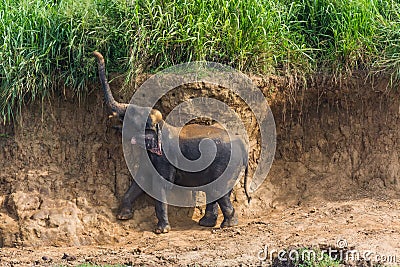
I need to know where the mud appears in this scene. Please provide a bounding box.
[0,73,399,266]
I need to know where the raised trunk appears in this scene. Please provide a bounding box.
[93,51,128,116]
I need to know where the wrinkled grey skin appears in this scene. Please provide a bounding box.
[93,51,250,233]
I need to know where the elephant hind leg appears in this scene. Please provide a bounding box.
[199,201,218,227]
[217,191,238,228]
[220,208,238,228]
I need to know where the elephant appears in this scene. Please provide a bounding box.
[93,51,250,233]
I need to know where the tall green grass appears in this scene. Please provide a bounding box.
[1,0,400,122]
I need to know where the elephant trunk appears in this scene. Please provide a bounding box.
[93,51,128,116]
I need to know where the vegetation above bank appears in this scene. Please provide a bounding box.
[1,0,399,122]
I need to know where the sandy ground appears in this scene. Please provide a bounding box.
[1,198,399,266]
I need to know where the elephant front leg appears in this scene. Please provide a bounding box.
[217,190,238,228]
[199,201,218,227]
[154,200,171,234]
[117,180,144,220]
[151,160,175,233]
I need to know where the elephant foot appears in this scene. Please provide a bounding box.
[154,223,171,234]
[116,207,133,220]
[220,209,238,228]
[199,212,218,227]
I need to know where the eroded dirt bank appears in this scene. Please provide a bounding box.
[0,73,399,265]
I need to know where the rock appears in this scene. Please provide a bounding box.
[0,212,20,247]
[22,198,86,246]
[7,191,41,219]
[62,253,77,261]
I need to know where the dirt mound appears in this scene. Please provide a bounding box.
[0,73,399,248]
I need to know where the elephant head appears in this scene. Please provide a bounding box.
[93,51,163,155]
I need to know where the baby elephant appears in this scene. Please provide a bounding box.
[93,51,250,233]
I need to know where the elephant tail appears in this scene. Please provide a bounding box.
[244,161,251,204]
[239,139,251,204]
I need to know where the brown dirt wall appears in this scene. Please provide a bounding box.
[0,73,399,249]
